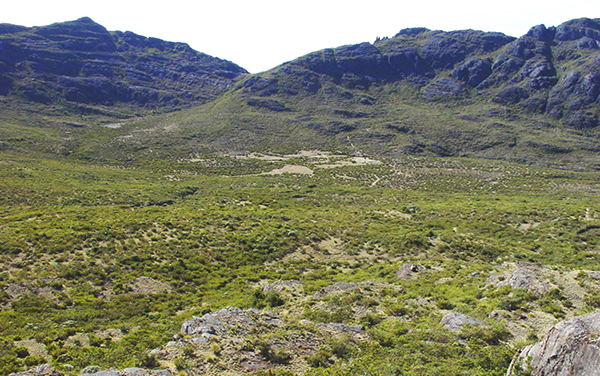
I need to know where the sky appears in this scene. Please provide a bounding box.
[3,0,600,73]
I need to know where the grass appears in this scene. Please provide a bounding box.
[0,149,599,375]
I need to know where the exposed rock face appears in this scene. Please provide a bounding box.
[509,310,600,376]
[486,262,554,296]
[0,17,247,109]
[240,18,600,129]
[441,312,488,332]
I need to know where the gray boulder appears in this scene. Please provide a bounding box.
[441,312,487,332]
[509,309,600,376]
[396,264,425,280]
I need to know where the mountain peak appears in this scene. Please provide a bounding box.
[0,18,247,110]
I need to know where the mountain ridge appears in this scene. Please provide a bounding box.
[0,17,247,114]
[1,17,600,170]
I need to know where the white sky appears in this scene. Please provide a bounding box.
[3,1,600,73]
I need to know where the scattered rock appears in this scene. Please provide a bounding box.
[9,365,177,376]
[180,306,283,339]
[486,263,554,296]
[396,264,425,280]
[441,312,488,332]
[9,364,58,376]
[509,310,600,375]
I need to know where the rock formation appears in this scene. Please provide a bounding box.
[508,309,600,375]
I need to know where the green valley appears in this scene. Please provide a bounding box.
[1,16,600,376]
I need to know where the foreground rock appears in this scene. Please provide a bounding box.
[13,307,368,376]
[508,309,600,375]
[163,306,367,374]
[9,364,176,376]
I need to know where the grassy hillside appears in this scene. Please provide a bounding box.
[1,150,599,375]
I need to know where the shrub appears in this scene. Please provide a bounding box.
[306,347,332,368]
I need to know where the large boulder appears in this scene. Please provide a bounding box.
[509,310,600,375]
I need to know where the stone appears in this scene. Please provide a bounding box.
[486,263,559,297]
[451,58,493,87]
[180,306,283,339]
[396,264,425,280]
[440,312,487,332]
[509,310,600,376]
[9,364,58,376]
[492,86,529,105]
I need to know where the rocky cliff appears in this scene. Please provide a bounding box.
[0,17,247,110]
[242,18,600,130]
[509,309,600,376]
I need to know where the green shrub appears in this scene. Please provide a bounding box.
[306,347,332,368]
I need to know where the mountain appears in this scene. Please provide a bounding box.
[0,17,247,114]
[220,17,600,169]
[2,18,600,170]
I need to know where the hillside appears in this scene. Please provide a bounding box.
[3,18,600,170]
[0,17,247,116]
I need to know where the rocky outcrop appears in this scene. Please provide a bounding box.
[441,312,488,332]
[396,264,425,280]
[9,364,176,376]
[240,18,600,131]
[0,17,247,110]
[509,310,600,376]
[180,306,283,340]
[486,262,554,296]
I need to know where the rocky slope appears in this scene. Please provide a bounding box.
[0,17,247,111]
[190,17,598,169]
[3,18,600,169]
[242,18,600,129]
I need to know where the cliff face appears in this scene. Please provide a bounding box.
[242,18,600,130]
[509,310,600,376]
[0,17,247,109]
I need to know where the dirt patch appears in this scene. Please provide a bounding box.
[131,276,173,294]
[261,165,314,175]
[316,157,382,168]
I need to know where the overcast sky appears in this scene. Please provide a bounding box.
[3,1,600,73]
